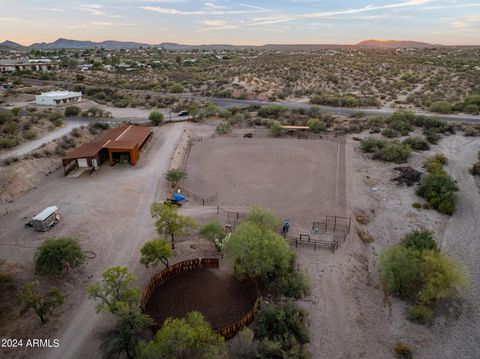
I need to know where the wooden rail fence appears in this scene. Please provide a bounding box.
[286,234,338,253]
[142,257,261,340]
[179,187,218,205]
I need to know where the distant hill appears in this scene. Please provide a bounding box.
[0,40,25,50]
[30,38,151,50]
[355,40,436,48]
[0,37,461,51]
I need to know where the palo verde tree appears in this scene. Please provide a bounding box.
[165,168,188,188]
[34,237,85,276]
[139,311,224,359]
[18,282,64,324]
[140,240,174,268]
[150,202,196,249]
[88,267,152,359]
[87,266,141,315]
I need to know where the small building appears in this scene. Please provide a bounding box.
[0,58,54,73]
[62,125,153,176]
[35,91,82,106]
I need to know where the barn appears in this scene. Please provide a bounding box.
[62,125,153,176]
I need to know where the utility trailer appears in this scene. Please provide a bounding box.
[26,206,61,232]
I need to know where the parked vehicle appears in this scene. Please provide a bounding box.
[25,206,61,232]
[178,111,189,117]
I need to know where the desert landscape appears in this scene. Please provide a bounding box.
[1,1,480,357]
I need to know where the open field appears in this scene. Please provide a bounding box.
[185,136,346,225]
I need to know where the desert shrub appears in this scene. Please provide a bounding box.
[401,229,437,251]
[71,128,82,138]
[149,111,164,126]
[429,101,452,114]
[269,120,285,137]
[408,305,433,324]
[382,128,398,138]
[470,162,480,176]
[360,137,386,153]
[412,202,422,209]
[368,116,384,132]
[464,104,479,114]
[34,237,85,276]
[268,269,309,299]
[424,129,442,144]
[255,302,309,359]
[11,107,21,116]
[216,121,232,134]
[258,105,287,119]
[463,127,479,137]
[403,137,430,151]
[374,142,411,163]
[169,83,184,93]
[306,118,326,133]
[424,154,448,174]
[394,343,413,359]
[24,129,37,140]
[416,174,458,215]
[388,118,412,136]
[0,137,19,149]
[49,112,64,127]
[64,106,81,117]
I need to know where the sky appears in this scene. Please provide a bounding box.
[1,0,479,45]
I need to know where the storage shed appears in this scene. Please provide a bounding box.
[62,125,153,176]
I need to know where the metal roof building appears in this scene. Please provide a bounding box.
[62,125,153,176]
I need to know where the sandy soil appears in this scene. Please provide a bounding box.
[185,137,344,229]
[145,267,257,331]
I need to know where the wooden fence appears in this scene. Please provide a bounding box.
[216,206,240,220]
[142,257,260,340]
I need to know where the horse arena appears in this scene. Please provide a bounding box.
[184,136,348,233]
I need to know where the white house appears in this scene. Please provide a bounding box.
[35,91,82,106]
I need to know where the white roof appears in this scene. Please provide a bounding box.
[32,206,58,221]
[38,91,81,98]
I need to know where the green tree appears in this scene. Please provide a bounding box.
[87,266,141,315]
[379,245,424,299]
[102,306,153,359]
[149,111,164,126]
[245,207,281,232]
[18,282,64,324]
[64,106,81,117]
[224,221,292,282]
[150,202,196,249]
[269,120,285,137]
[199,221,226,243]
[165,168,187,188]
[140,240,173,268]
[34,237,85,276]
[139,311,224,359]
[419,251,468,304]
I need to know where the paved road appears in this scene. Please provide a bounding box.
[0,119,85,162]
[22,78,480,123]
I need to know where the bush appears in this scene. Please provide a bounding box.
[412,202,422,209]
[0,137,18,149]
[429,101,452,114]
[360,137,386,153]
[169,83,184,93]
[374,142,411,163]
[394,343,413,359]
[408,305,433,324]
[258,105,287,119]
[199,221,226,251]
[464,104,479,114]
[64,106,81,117]
[24,129,37,140]
[382,128,399,138]
[306,118,326,133]
[269,120,285,137]
[49,112,64,127]
[416,174,458,215]
[424,154,448,175]
[149,111,164,126]
[401,229,437,251]
[403,137,430,151]
[34,237,85,276]
[215,121,232,134]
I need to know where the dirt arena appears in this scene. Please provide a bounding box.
[185,137,347,229]
[144,268,258,331]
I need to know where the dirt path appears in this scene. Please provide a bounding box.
[35,123,186,359]
[421,136,480,359]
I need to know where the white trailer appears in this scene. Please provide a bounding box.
[29,206,60,232]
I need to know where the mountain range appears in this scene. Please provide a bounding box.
[0,38,448,51]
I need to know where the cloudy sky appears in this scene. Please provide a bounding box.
[1,0,479,45]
